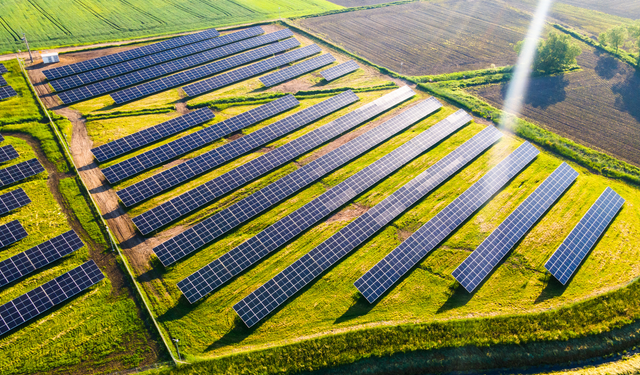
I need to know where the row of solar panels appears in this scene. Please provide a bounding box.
[49,27,358,104]
[0,64,17,100]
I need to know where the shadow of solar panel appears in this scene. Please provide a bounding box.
[151,87,416,265]
[50,27,264,92]
[0,189,30,216]
[0,230,84,289]
[103,95,298,183]
[452,162,578,292]
[0,220,27,249]
[356,142,539,303]
[0,145,18,163]
[0,159,44,187]
[321,60,359,82]
[43,28,220,80]
[0,64,7,74]
[59,30,295,104]
[233,126,504,327]
[117,90,359,207]
[178,106,486,304]
[545,187,625,285]
[259,54,336,87]
[0,76,7,87]
[0,86,17,100]
[0,260,104,336]
[91,108,215,163]
[182,44,322,97]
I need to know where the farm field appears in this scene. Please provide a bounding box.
[323,0,401,7]
[0,0,342,54]
[557,0,640,20]
[299,0,533,75]
[468,39,640,166]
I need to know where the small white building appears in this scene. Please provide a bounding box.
[41,52,59,64]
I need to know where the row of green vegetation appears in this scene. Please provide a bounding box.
[84,107,175,121]
[554,24,640,67]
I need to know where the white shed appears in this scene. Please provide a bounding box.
[41,52,59,64]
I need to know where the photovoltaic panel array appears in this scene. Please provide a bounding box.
[183,44,322,97]
[355,142,539,303]
[180,107,479,304]
[0,230,84,289]
[0,145,19,163]
[0,260,104,336]
[43,28,220,80]
[545,187,624,284]
[233,126,503,327]
[0,159,44,187]
[0,134,3,142]
[0,220,27,249]
[103,95,298,183]
[51,27,264,92]
[0,86,17,100]
[91,108,215,163]
[0,64,7,74]
[0,76,6,87]
[321,60,359,82]
[259,54,336,87]
[0,189,30,216]
[152,88,420,264]
[60,30,295,104]
[137,90,422,237]
[452,162,578,292]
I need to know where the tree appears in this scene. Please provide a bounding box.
[514,32,582,74]
[606,26,626,53]
[628,24,640,64]
[599,32,608,46]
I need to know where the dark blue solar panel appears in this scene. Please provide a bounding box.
[259,54,336,87]
[59,30,294,104]
[0,64,7,74]
[452,162,578,292]
[545,187,625,284]
[0,145,19,163]
[0,189,30,216]
[0,134,4,142]
[103,95,298,183]
[182,44,322,97]
[0,220,27,248]
[179,108,481,304]
[0,86,17,100]
[43,28,220,80]
[0,159,45,187]
[0,260,104,336]
[0,76,7,87]
[91,108,215,163]
[320,60,359,82]
[233,126,503,327]
[50,27,264,92]
[0,230,84,289]
[150,89,422,265]
[116,90,359,207]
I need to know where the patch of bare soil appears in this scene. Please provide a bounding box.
[326,203,369,223]
[396,227,414,242]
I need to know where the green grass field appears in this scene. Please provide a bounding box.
[0,0,342,54]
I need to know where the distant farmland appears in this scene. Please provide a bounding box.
[323,0,398,7]
[300,0,530,75]
[558,0,640,19]
[469,40,640,166]
[0,0,341,54]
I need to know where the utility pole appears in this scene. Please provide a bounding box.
[172,338,181,361]
[278,7,281,20]
[21,33,33,63]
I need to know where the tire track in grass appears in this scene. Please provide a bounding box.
[73,0,123,31]
[160,0,208,20]
[118,0,167,25]
[0,16,20,41]
[26,0,72,36]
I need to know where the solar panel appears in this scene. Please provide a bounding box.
[0,189,31,216]
[452,162,578,292]
[151,90,425,265]
[50,27,264,92]
[0,134,3,142]
[0,260,104,336]
[233,126,503,327]
[59,30,295,104]
[91,108,215,163]
[0,145,19,163]
[0,64,7,74]
[545,187,624,284]
[0,220,27,249]
[0,159,45,187]
[116,89,360,207]
[102,95,298,183]
[321,60,359,82]
[0,86,17,100]
[182,44,322,97]
[43,28,220,80]
[259,54,336,87]
[0,230,84,289]
[0,76,7,87]
[179,108,479,304]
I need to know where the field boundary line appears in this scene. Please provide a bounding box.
[16,58,182,367]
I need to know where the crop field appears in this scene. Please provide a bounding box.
[468,39,640,167]
[323,0,403,7]
[557,0,640,20]
[299,0,532,76]
[0,0,341,54]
